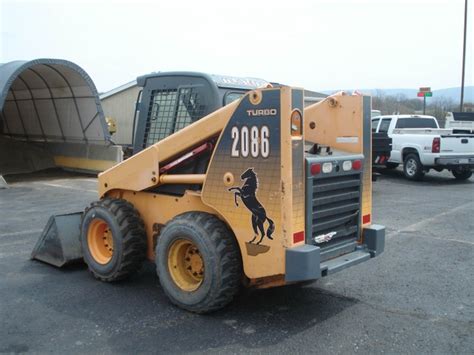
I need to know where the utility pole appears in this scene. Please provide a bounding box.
[460,0,468,112]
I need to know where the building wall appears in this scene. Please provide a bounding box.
[101,85,141,146]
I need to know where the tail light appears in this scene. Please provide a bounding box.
[432,137,440,153]
[352,160,362,170]
[311,163,321,175]
[293,231,305,243]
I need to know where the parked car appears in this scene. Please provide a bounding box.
[372,114,474,180]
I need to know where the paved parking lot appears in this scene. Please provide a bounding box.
[0,169,473,354]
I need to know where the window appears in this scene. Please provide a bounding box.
[372,118,380,132]
[144,89,177,147]
[175,87,201,131]
[143,87,206,148]
[395,118,438,129]
[378,118,392,133]
[224,91,245,106]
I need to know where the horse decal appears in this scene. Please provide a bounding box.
[228,168,275,246]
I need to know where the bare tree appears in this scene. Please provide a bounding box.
[370,90,470,126]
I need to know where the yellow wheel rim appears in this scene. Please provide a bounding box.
[168,239,204,292]
[87,218,114,264]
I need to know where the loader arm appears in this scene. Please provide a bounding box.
[97,99,240,197]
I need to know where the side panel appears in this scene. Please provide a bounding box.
[202,89,289,279]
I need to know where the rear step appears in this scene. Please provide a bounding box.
[321,249,371,276]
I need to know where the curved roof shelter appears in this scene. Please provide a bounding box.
[0,58,109,143]
[0,59,121,177]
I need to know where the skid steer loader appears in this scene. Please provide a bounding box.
[32,73,385,313]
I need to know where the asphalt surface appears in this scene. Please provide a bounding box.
[0,168,473,354]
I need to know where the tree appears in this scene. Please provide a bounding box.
[371,90,471,126]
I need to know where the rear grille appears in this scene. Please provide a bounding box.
[309,173,361,251]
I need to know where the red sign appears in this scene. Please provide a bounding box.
[418,91,433,97]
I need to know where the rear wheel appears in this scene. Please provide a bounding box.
[452,168,472,180]
[81,198,147,282]
[403,153,424,181]
[156,212,242,313]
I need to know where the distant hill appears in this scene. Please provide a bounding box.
[322,86,474,102]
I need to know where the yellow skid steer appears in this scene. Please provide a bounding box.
[32,73,385,313]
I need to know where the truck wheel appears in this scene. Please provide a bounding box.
[385,162,399,170]
[403,153,424,181]
[156,212,242,313]
[452,168,472,180]
[81,198,147,282]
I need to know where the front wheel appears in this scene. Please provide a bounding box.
[156,212,242,313]
[80,198,147,282]
[452,168,472,180]
[403,153,425,181]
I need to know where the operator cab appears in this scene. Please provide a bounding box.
[132,72,269,154]
[132,72,327,154]
[132,72,269,195]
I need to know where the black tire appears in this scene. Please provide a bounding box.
[452,168,472,180]
[81,198,147,282]
[385,162,399,170]
[403,153,424,181]
[156,212,242,313]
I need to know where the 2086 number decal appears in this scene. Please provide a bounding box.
[231,126,269,158]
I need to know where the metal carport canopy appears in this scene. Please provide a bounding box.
[0,58,110,143]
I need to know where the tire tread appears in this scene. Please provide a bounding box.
[157,212,242,313]
[82,198,147,282]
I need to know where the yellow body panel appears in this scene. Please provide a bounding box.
[200,87,299,279]
[98,146,160,196]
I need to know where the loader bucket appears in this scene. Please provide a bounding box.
[31,212,84,267]
[0,175,8,189]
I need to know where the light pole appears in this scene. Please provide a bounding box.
[460,0,468,112]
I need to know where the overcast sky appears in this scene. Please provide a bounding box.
[1,0,472,94]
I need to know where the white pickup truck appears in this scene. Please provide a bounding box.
[372,115,474,180]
